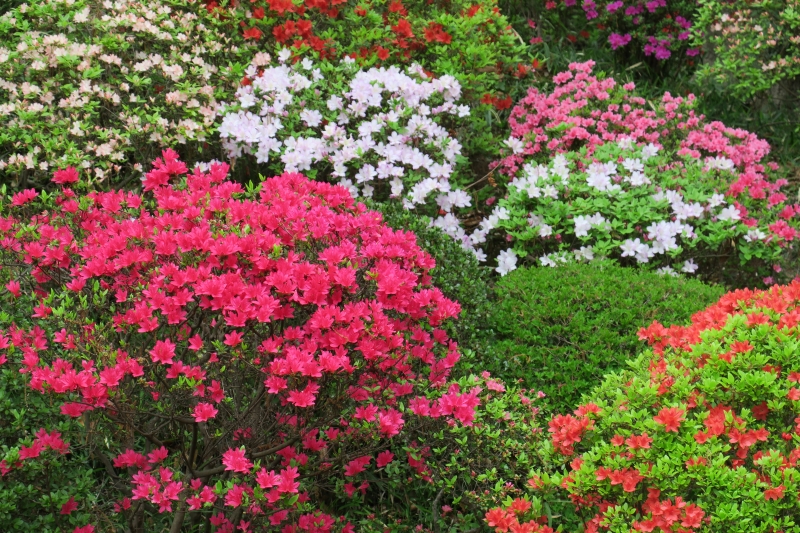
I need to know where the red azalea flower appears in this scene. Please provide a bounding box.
[653,407,685,432]
[388,0,407,16]
[242,26,262,40]
[392,18,414,38]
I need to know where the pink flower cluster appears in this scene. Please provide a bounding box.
[0,426,69,476]
[0,150,481,529]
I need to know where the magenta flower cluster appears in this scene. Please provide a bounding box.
[547,0,700,59]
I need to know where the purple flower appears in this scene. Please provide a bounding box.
[686,48,700,56]
[564,0,577,5]
[609,33,632,49]
[606,0,624,13]
[678,31,690,41]
[646,0,666,12]
[644,36,672,60]
[625,5,643,16]
[675,16,692,30]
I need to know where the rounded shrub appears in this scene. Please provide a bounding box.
[492,61,782,184]
[475,62,800,285]
[219,55,471,220]
[0,151,487,531]
[486,261,724,413]
[201,0,531,173]
[488,280,800,532]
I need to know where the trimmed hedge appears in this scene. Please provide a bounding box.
[486,262,724,412]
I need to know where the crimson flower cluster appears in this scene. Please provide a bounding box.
[0,150,480,532]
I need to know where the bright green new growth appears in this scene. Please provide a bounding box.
[486,262,725,413]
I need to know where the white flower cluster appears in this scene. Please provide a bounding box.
[219,55,472,222]
[586,143,660,192]
[574,213,609,237]
[483,139,757,276]
[617,187,743,265]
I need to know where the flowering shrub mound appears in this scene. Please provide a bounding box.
[486,141,798,284]
[487,262,723,413]
[220,55,471,220]
[694,0,800,101]
[0,150,489,532]
[481,62,799,284]
[488,281,800,532]
[0,0,252,190]
[494,61,778,183]
[203,0,527,108]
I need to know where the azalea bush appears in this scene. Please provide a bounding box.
[219,54,474,228]
[0,150,495,532]
[488,280,800,532]
[493,61,779,178]
[0,0,253,191]
[487,141,798,284]
[201,0,532,172]
[479,61,799,285]
[487,262,723,413]
[694,0,800,103]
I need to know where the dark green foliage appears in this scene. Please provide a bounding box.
[0,0,21,15]
[370,201,494,367]
[0,368,103,532]
[0,281,111,532]
[486,262,725,413]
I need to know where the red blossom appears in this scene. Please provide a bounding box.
[423,22,452,44]
[764,485,785,500]
[392,18,414,38]
[52,167,79,184]
[61,496,79,515]
[653,407,685,432]
[193,402,218,422]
